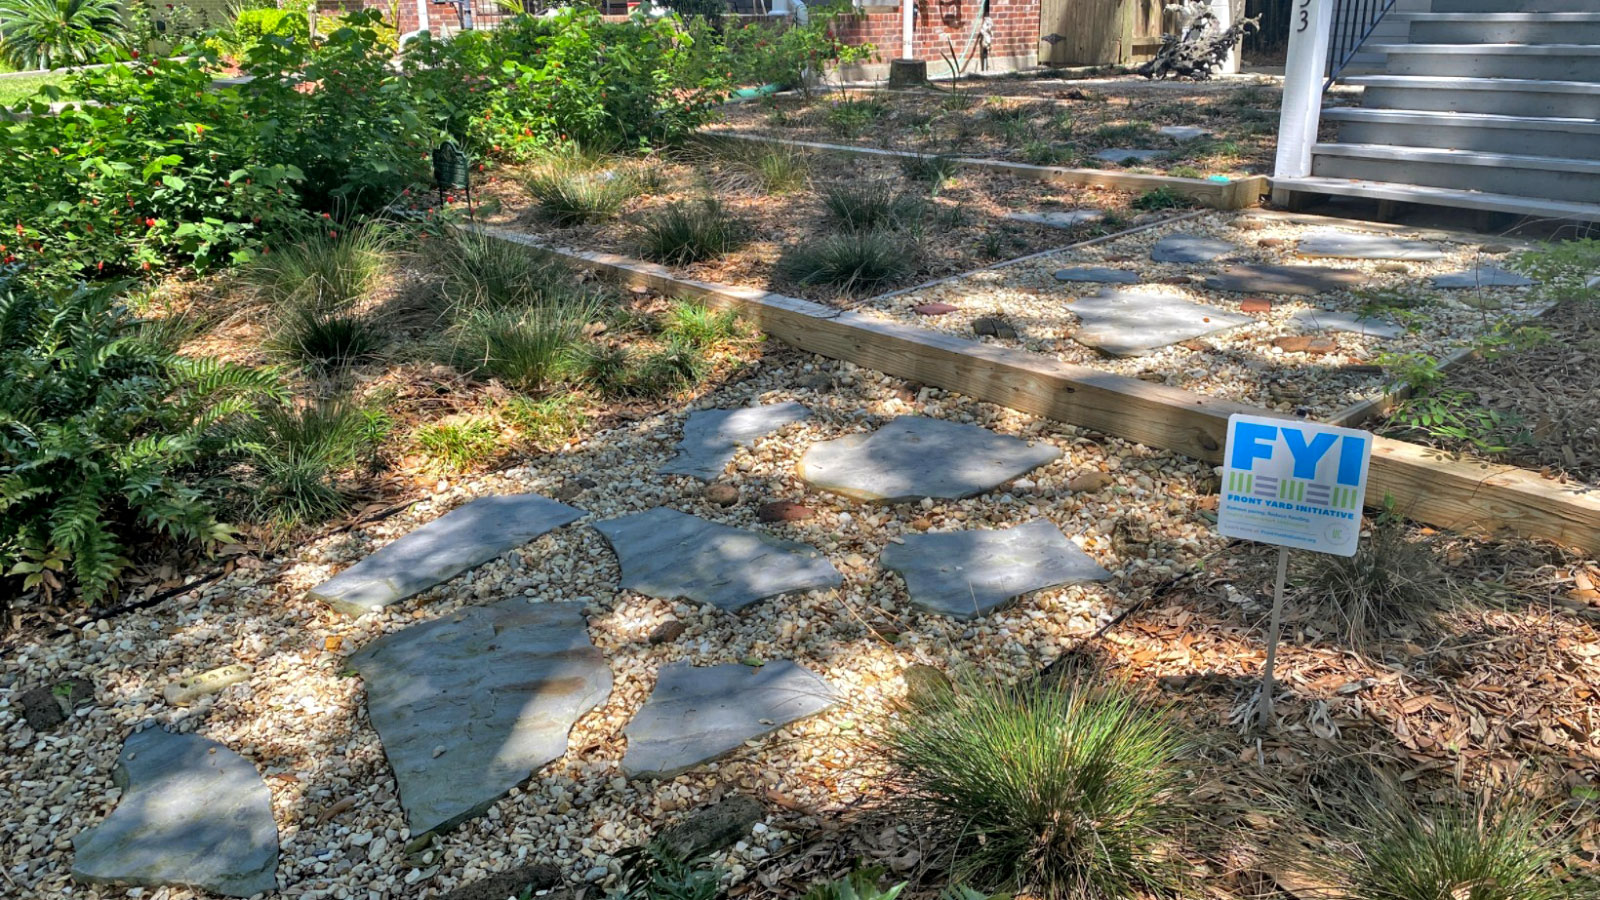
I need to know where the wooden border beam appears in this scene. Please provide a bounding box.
[700,131,1270,210]
[477,227,1600,555]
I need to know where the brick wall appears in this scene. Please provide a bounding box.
[832,0,1039,76]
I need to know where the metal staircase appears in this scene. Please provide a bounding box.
[1271,0,1600,224]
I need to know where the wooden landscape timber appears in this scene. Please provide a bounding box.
[700,131,1270,210]
[475,226,1600,555]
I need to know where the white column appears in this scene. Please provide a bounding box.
[1274,0,1334,179]
[902,0,914,60]
[1210,0,1240,74]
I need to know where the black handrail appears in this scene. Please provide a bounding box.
[1324,0,1398,88]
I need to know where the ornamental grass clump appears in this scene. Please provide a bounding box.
[776,231,913,295]
[450,297,599,392]
[1296,507,1453,646]
[636,199,746,266]
[521,155,639,226]
[876,676,1187,900]
[821,180,926,232]
[429,229,585,314]
[239,224,392,311]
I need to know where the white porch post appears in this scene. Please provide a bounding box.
[901,0,915,60]
[1274,0,1335,179]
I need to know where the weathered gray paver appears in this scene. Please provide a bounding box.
[1150,233,1235,263]
[1053,266,1140,284]
[1432,264,1534,288]
[349,600,611,835]
[1202,264,1365,296]
[1094,148,1165,165]
[797,416,1061,503]
[1070,288,1252,357]
[310,494,584,616]
[1289,307,1404,339]
[1296,230,1446,260]
[72,729,279,898]
[1159,125,1211,141]
[659,402,811,481]
[594,508,841,611]
[880,519,1110,619]
[1006,209,1106,229]
[621,661,836,779]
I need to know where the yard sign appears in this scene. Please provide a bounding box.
[1217,413,1373,726]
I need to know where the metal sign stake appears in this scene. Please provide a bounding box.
[1258,544,1289,728]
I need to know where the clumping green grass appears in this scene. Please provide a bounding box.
[1092,123,1158,145]
[451,298,599,392]
[241,225,391,311]
[720,143,811,194]
[499,393,587,446]
[636,199,746,266]
[900,153,962,187]
[1021,141,1078,167]
[1132,187,1197,211]
[825,98,890,137]
[629,338,709,397]
[570,341,634,394]
[1296,509,1453,645]
[240,400,386,532]
[521,156,639,226]
[1314,786,1594,900]
[876,675,1187,900]
[430,229,585,313]
[415,417,500,471]
[270,307,383,370]
[820,181,925,232]
[661,300,741,348]
[777,231,913,294]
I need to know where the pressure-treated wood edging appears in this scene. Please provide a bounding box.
[475,226,1600,554]
[699,130,1270,210]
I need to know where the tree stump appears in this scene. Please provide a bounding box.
[887,58,928,89]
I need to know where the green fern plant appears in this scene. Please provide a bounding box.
[0,276,282,604]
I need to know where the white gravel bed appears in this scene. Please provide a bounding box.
[0,349,1226,900]
[863,211,1548,419]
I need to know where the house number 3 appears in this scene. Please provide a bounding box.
[1296,0,1311,31]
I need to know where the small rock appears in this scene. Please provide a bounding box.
[903,665,954,708]
[913,302,958,316]
[798,374,833,390]
[1231,218,1267,231]
[648,620,687,645]
[1239,297,1272,313]
[1480,243,1513,254]
[703,484,740,507]
[972,316,1019,340]
[18,677,93,731]
[1178,338,1212,352]
[1273,335,1338,355]
[1257,237,1288,249]
[1068,472,1114,493]
[655,796,765,860]
[1156,274,1199,285]
[441,863,563,900]
[757,501,814,523]
[909,517,932,531]
[163,663,251,708]
[1376,262,1410,274]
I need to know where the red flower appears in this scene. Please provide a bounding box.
[144,218,156,228]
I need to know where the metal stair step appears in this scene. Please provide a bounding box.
[1323,108,1600,159]
[1309,143,1600,204]
[1409,11,1600,43]
[1369,43,1600,81]
[1269,175,1600,223]
[1431,0,1593,12]
[1341,75,1600,118]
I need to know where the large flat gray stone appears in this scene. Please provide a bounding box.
[1053,266,1140,284]
[1296,230,1446,260]
[621,661,836,779]
[349,600,611,834]
[797,416,1061,503]
[880,519,1110,619]
[1094,148,1165,165]
[593,508,841,611]
[1151,233,1235,263]
[659,403,811,481]
[1070,289,1252,357]
[1007,210,1106,230]
[1203,264,1365,296]
[1159,125,1211,141]
[1432,264,1535,288]
[72,729,278,898]
[310,494,584,617]
[1289,307,1404,339]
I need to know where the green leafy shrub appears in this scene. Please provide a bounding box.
[237,399,381,532]
[637,199,745,265]
[0,275,282,603]
[615,843,723,900]
[0,0,127,69]
[719,3,875,96]
[821,181,925,232]
[522,156,640,226]
[776,231,912,294]
[1512,238,1600,304]
[208,7,308,60]
[415,417,500,471]
[876,675,1186,900]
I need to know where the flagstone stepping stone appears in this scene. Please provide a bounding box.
[72,729,278,897]
[659,403,811,481]
[594,508,841,611]
[1296,230,1446,260]
[310,494,583,617]
[1432,264,1534,288]
[1094,148,1165,165]
[1053,266,1140,284]
[797,416,1061,503]
[1203,264,1365,296]
[1150,233,1235,263]
[621,660,836,779]
[1070,289,1252,357]
[880,519,1110,619]
[1289,307,1404,339]
[1006,209,1106,229]
[1159,125,1212,141]
[349,600,610,835]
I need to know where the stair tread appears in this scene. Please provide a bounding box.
[1322,108,1600,132]
[1312,142,1600,173]
[1409,11,1600,20]
[1271,176,1600,221]
[1368,42,1600,53]
[1343,74,1600,92]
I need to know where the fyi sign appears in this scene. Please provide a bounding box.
[1218,414,1372,557]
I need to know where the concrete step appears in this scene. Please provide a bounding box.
[1409,12,1600,44]
[1324,108,1600,160]
[1270,175,1600,224]
[1309,143,1600,204]
[1370,43,1600,80]
[1431,0,1593,11]
[1344,74,1600,118]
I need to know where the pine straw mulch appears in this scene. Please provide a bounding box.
[1380,298,1600,487]
[733,529,1600,900]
